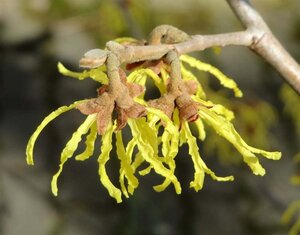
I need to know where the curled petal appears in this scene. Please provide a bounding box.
[51,114,97,196]
[98,122,122,203]
[58,62,108,84]
[143,68,166,94]
[180,54,243,97]
[116,131,139,197]
[75,122,98,161]
[147,107,180,191]
[26,101,83,165]
[199,107,281,175]
[194,118,206,141]
[126,69,148,84]
[182,121,234,191]
[128,118,181,194]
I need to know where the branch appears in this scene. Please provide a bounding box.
[80,0,300,93]
[227,0,300,93]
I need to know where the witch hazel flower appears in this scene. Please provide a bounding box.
[26,34,281,203]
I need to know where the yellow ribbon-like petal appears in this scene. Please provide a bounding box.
[127,69,147,84]
[75,122,98,161]
[192,95,235,121]
[98,122,122,203]
[180,54,243,97]
[194,118,206,141]
[199,107,281,175]
[144,69,165,94]
[128,118,182,194]
[127,68,165,94]
[51,114,97,196]
[58,62,108,84]
[26,101,84,165]
[116,131,139,197]
[183,121,234,191]
[146,107,180,192]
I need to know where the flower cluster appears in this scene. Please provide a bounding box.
[26,47,281,203]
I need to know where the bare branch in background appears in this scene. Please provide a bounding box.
[227,0,300,93]
[80,0,300,94]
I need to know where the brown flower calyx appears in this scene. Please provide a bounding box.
[148,78,200,123]
[76,69,146,135]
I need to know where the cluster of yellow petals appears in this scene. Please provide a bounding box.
[26,54,281,203]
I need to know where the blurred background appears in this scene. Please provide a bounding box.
[1,0,300,234]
